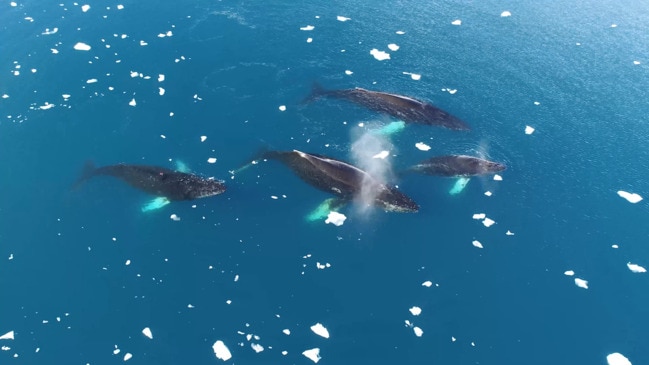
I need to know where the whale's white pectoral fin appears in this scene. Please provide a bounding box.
[174,160,191,173]
[305,197,348,222]
[141,196,171,212]
[371,120,406,136]
[449,177,471,195]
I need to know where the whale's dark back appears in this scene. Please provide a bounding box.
[410,155,506,177]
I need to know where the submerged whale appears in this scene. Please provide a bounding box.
[305,83,470,131]
[408,155,506,177]
[260,149,419,213]
[74,162,226,200]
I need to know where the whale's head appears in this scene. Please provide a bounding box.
[375,185,419,213]
[182,177,227,200]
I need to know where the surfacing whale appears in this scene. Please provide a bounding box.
[408,155,506,177]
[305,83,470,131]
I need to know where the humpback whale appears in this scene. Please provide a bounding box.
[305,83,470,131]
[74,162,226,200]
[408,155,506,177]
[261,150,419,213]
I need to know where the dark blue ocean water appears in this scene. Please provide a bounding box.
[2,1,649,364]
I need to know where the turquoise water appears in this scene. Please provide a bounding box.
[1,1,648,364]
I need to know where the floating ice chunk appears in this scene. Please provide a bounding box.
[370,49,390,61]
[337,16,351,22]
[207,157,217,164]
[0,331,14,340]
[484,191,492,196]
[344,70,353,75]
[125,260,131,265]
[117,4,124,9]
[142,327,153,339]
[158,87,165,96]
[372,150,389,159]
[409,306,422,316]
[501,11,512,17]
[306,37,313,43]
[212,341,232,361]
[493,174,503,181]
[505,230,514,235]
[74,42,91,51]
[413,327,423,337]
[396,30,405,34]
[472,240,483,248]
[617,191,642,203]
[633,60,640,65]
[283,329,291,335]
[482,218,495,227]
[200,136,207,142]
[140,40,148,46]
[422,281,432,287]
[627,262,646,273]
[388,43,399,51]
[574,278,588,289]
[472,213,486,220]
[10,2,17,6]
[170,214,180,221]
[534,101,541,105]
[415,142,430,151]
[158,74,165,82]
[402,72,421,80]
[564,270,575,276]
[81,4,90,12]
[251,343,264,353]
[1,94,8,99]
[51,48,59,54]
[325,211,346,226]
[607,352,632,365]
[278,105,286,111]
[302,348,321,363]
[129,71,138,78]
[310,323,330,338]
[39,103,55,110]
[123,353,132,361]
[42,28,59,35]
[300,25,315,31]
[128,98,136,106]
[452,19,462,26]
[525,125,535,134]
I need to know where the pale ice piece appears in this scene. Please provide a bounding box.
[117,4,124,9]
[234,275,239,282]
[372,150,389,159]
[42,28,59,35]
[158,74,165,82]
[493,174,503,181]
[612,244,619,249]
[86,79,98,83]
[0,331,14,340]
[10,2,17,6]
[607,352,632,365]
[283,329,290,335]
[271,195,278,200]
[574,278,588,289]
[452,336,456,342]
[1,94,8,99]
[74,42,91,51]
[39,103,55,110]
[484,191,493,196]
[452,19,462,26]
[611,24,618,28]
[125,260,131,265]
[413,327,423,337]
[396,30,405,34]
[130,71,138,78]
[278,105,286,111]
[473,213,486,220]
[200,136,207,142]
[302,348,321,363]
[501,11,512,17]
[415,142,431,151]
[213,341,232,361]
[310,323,330,338]
[534,101,541,105]
[505,230,514,235]
[124,353,132,361]
[251,343,263,353]
[422,281,433,287]
[142,327,153,339]
[51,48,59,54]
[160,135,166,139]
[388,43,399,51]
[207,157,217,164]
[564,270,575,276]
[627,262,647,273]
[370,49,390,61]
[337,16,351,22]
[633,61,640,65]
[472,240,483,248]
[345,70,353,75]
[325,211,346,226]
[447,89,457,94]
[159,87,165,96]
[409,306,422,316]
[170,214,181,221]
[300,25,315,31]
[188,304,194,308]
[525,125,535,134]
[62,94,71,99]
[404,72,421,80]
[617,191,643,203]
[81,4,90,12]
[482,218,495,227]
[282,351,288,355]
[129,98,136,106]
[306,38,313,43]
[13,70,19,76]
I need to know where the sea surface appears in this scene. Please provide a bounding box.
[1,1,648,364]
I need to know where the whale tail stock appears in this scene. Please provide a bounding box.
[301,81,328,104]
[72,160,97,190]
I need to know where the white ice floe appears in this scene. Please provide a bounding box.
[617,191,643,203]
[10,2,17,6]
[370,49,390,61]
[627,262,647,273]
[1,94,8,99]
[409,306,422,316]
[415,142,431,151]
[325,211,346,226]
[396,30,405,35]
[251,343,264,353]
[344,70,353,75]
[564,270,575,276]
[303,348,321,363]
[74,42,91,51]
[612,244,619,249]
[402,72,421,80]
[142,327,153,339]
[633,61,640,65]
[422,281,433,287]
[62,94,71,100]
[472,240,483,248]
[283,329,291,335]
[482,218,495,227]
[372,150,389,159]
[484,191,493,196]
[42,28,58,35]
[87,78,98,83]
[81,4,90,12]
[316,262,331,269]
[158,74,165,82]
[200,136,207,142]
[0,331,14,340]
[472,213,486,220]
[159,87,165,96]
[306,38,313,43]
[123,353,132,361]
[170,214,180,221]
[140,40,148,46]
[413,327,423,337]
[501,11,512,17]
[310,323,330,338]
[117,4,124,9]
[128,98,136,106]
[125,260,131,265]
[278,105,286,111]
[452,19,462,26]
[607,352,632,365]
[505,230,514,235]
[300,25,315,31]
[212,341,232,361]
[493,174,503,181]
[39,103,55,110]
[574,278,588,289]
[525,125,535,134]
[388,43,399,51]
[337,16,351,22]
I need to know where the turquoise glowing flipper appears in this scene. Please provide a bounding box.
[141,197,171,212]
[174,160,190,173]
[306,198,348,222]
[372,121,406,136]
[449,177,471,195]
